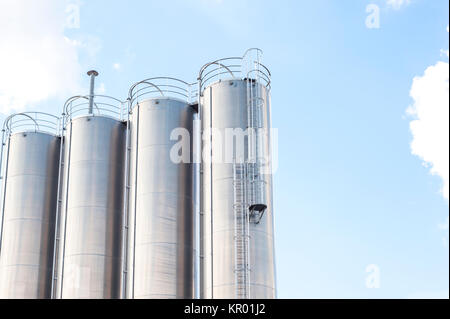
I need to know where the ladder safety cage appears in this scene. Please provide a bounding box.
[245,49,269,225]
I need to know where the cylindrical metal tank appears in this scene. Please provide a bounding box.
[126,78,195,299]
[0,113,61,299]
[55,96,127,299]
[199,50,276,299]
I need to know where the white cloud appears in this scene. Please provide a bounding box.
[0,0,88,114]
[97,83,106,95]
[387,0,411,10]
[438,216,449,247]
[407,27,449,201]
[438,216,449,231]
[113,63,121,70]
[67,34,102,59]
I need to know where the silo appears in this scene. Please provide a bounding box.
[199,49,276,299]
[54,72,127,298]
[125,77,195,299]
[0,113,61,299]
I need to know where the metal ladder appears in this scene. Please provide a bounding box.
[233,163,250,299]
[51,143,64,298]
[51,118,65,299]
[232,53,269,299]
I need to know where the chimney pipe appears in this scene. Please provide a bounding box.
[87,70,99,114]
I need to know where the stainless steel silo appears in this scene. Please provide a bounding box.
[199,49,276,299]
[0,113,61,299]
[125,78,195,299]
[54,91,127,299]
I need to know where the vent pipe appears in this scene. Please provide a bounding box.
[87,70,99,114]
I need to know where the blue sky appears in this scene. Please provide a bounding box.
[0,0,448,298]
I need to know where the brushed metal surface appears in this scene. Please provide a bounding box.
[0,132,60,299]
[200,80,276,299]
[58,116,126,299]
[127,98,194,299]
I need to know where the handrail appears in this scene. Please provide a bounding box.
[128,77,197,109]
[2,112,61,136]
[198,49,271,94]
[63,94,128,125]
